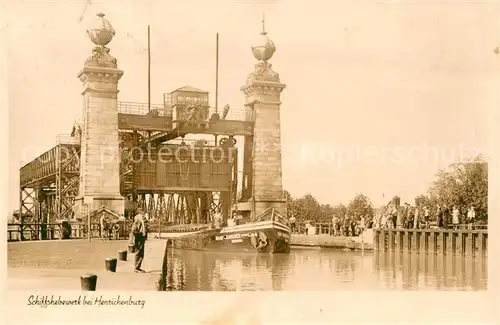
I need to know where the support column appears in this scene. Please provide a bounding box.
[240,21,287,219]
[74,13,125,218]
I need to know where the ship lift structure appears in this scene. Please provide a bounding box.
[17,14,281,240]
[18,87,255,240]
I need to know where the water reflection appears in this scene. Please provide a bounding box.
[373,252,488,291]
[163,249,487,291]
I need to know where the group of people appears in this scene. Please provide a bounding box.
[288,214,370,237]
[374,203,477,230]
[287,203,478,237]
[330,215,369,237]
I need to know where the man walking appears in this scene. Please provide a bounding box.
[131,208,147,273]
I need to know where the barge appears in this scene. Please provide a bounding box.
[164,208,291,254]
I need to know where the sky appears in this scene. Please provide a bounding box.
[4,0,499,212]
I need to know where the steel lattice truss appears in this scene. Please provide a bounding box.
[18,143,81,239]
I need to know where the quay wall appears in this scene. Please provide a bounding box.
[290,233,373,250]
[8,223,488,256]
[373,229,487,256]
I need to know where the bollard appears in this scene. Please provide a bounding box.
[118,250,127,261]
[105,258,117,272]
[128,244,136,254]
[80,273,97,291]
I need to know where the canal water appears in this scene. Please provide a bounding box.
[163,248,487,291]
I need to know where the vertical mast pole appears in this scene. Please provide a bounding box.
[148,25,151,113]
[215,32,219,114]
[214,33,219,147]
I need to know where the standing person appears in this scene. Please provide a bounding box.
[442,205,449,229]
[413,206,419,229]
[391,205,398,229]
[131,209,147,273]
[452,206,460,229]
[350,217,357,237]
[467,205,476,230]
[359,215,366,234]
[342,216,349,236]
[437,205,443,228]
[423,206,430,229]
[397,204,404,228]
[289,214,296,234]
[100,213,107,240]
[380,213,387,229]
[330,215,337,236]
[406,207,414,229]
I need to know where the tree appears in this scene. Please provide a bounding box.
[332,203,347,219]
[293,193,322,222]
[427,156,488,220]
[346,193,374,221]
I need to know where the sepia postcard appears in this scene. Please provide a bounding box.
[1,0,498,324]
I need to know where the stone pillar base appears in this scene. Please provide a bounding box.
[253,199,287,220]
[73,196,125,219]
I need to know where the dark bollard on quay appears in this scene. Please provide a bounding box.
[118,250,127,261]
[81,274,97,291]
[105,258,117,272]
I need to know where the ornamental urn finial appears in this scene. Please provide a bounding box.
[251,13,276,62]
[87,13,116,47]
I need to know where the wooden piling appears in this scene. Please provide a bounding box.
[465,232,473,256]
[458,232,464,255]
[423,231,429,254]
[472,233,478,257]
[377,230,385,252]
[431,232,438,254]
[482,233,487,256]
[388,230,394,252]
[445,231,453,255]
[373,228,486,256]
[477,233,484,256]
[403,231,409,253]
[439,232,446,254]
[410,231,418,253]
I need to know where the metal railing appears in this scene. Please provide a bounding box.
[208,106,249,121]
[7,222,131,241]
[118,101,166,116]
[117,100,249,121]
[291,221,488,236]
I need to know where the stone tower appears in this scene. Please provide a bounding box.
[241,18,287,218]
[74,13,124,217]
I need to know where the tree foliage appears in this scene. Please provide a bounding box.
[284,156,487,223]
[346,194,374,220]
[286,193,370,223]
[427,156,488,220]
